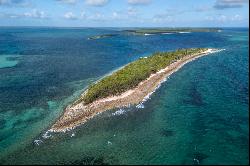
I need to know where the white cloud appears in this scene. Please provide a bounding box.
[111,11,122,20]
[108,9,133,21]
[214,0,249,9]
[205,14,244,22]
[0,13,19,18]
[87,12,106,20]
[24,9,46,19]
[153,15,173,23]
[217,15,227,22]
[231,14,243,21]
[205,15,228,23]
[57,0,110,6]
[152,12,174,23]
[0,9,47,19]
[62,11,108,21]
[112,12,118,17]
[128,0,151,5]
[64,12,77,19]
[85,0,109,6]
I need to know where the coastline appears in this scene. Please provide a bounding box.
[50,48,220,132]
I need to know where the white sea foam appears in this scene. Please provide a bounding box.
[212,48,226,53]
[179,32,191,34]
[162,33,173,35]
[136,103,144,109]
[112,108,127,116]
[144,33,154,36]
[50,125,77,133]
[34,139,43,146]
[140,76,169,104]
[193,158,200,164]
[42,131,52,139]
[71,133,75,137]
[127,103,131,108]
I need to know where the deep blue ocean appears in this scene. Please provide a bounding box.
[0,27,248,165]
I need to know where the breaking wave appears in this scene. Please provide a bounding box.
[112,108,127,116]
[179,32,191,34]
[162,33,174,35]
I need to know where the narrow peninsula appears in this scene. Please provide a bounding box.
[51,48,219,132]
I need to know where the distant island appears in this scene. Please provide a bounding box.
[87,28,222,40]
[124,28,222,35]
[51,48,219,132]
[87,34,117,40]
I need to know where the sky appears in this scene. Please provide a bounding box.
[0,0,249,27]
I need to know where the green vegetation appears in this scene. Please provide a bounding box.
[88,34,117,40]
[87,28,221,40]
[124,28,221,35]
[79,48,208,104]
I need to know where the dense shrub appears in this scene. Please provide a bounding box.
[79,48,207,104]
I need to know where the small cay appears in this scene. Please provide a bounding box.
[87,34,117,40]
[50,48,219,132]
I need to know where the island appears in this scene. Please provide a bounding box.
[123,28,222,35]
[87,28,222,40]
[50,48,219,132]
[87,34,117,40]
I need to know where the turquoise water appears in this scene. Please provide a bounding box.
[0,55,19,68]
[0,27,248,165]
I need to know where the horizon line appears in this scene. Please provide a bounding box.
[0,25,249,28]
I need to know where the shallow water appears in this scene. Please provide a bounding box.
[0,27,248,164]
[0,55,20,68]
